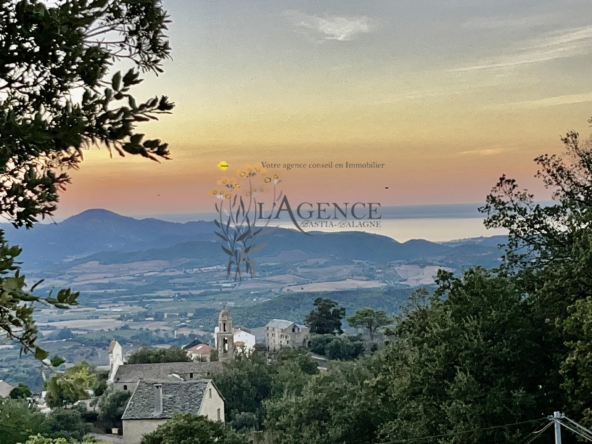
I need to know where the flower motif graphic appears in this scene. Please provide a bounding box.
[208,163,282,281]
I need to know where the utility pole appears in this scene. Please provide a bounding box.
[554,411,562,444]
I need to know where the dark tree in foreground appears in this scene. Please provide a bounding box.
[141,413,247,444]
[304,298,346,335]
[0,0,175,359]
[481,123,592,429]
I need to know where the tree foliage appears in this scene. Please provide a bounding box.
[264,359,384,444]
[44,361,96,409]
[96,389,131,429]
[141,413,247,444]
[309,334,364,361]
[347,307,391,341]
[481,125,592,429]
[0,0,174,358]
[41,405,93,442]
[126,346,191,364]
[0,398,47,444]
[21,436,95,444]
[304,298,346,335]
[9,382,31,399]
[561,296,592,427]
[213,348,318,431]
[375,268,557,443]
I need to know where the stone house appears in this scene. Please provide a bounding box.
[110,361,223,392]
[0,380,13,398]
[121,379,224,444]
[107,340,223,391]
[265,319,310,352]
[185,343,212,362]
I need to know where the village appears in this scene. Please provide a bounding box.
[0,310,317,444]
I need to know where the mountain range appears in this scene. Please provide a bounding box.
[0,209,507,276]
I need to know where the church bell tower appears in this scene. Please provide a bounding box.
[216,310,235,362]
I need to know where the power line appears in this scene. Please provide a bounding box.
[520,421,554,444]
[563,415,592,439]
[559,420,592,442]
[378,418,548,444]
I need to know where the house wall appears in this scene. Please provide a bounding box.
[123,419,167,444]
[112,382,135,392]
[265,325,310,352]
[234,330,256,350]
[198,381,226,422]
[108,342,124,382]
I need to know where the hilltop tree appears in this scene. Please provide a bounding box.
[0,0,175,359]
[127,346,191,364]
[304,298,346,335]
[347,308,391,341]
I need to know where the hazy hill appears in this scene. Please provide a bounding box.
[0,209,507,277]
[43,228,454,273]
[1,209,218,269]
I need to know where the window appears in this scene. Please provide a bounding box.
[209,388,212,398]
[189,373,194,379]
[123,385,128,391]
[217,408,221,421]
[223,322,226,332]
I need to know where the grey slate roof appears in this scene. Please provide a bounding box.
[122,380,209,420]
[0,380,13,398]
[113,362,223,383]
[266,319,295,329]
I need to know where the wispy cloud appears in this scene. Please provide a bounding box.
[489,91,592,110]
[457,147,515,156]
[284,10,371,42]
[452,25,592,71]
[462,14,558,30]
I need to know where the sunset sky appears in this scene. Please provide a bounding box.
[57,0,592,219]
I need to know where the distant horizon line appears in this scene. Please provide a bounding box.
[28,201,553,224]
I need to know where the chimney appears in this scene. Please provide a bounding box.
[153,383,163,416]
